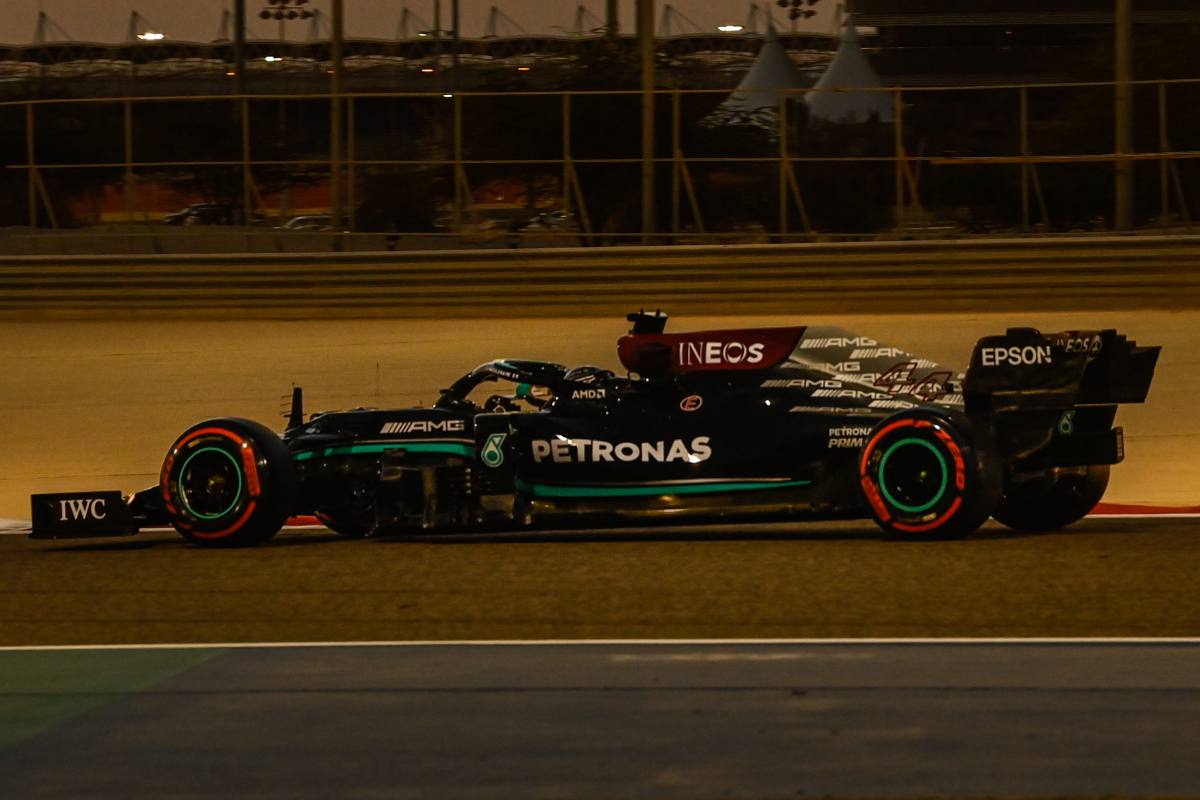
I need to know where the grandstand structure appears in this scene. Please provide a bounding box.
[0,6,841,97]
[854,0,1200,84]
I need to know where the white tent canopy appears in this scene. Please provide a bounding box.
[805,14,893,123]
[708,25,804,125]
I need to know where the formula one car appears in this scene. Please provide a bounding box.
[31,311,1158,546]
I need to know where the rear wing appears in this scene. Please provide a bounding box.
[963,328,1159,414]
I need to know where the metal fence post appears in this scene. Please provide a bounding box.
[453,93,463,232]
[778,94,788,236]
[330,0,344,233]
[1114,0,1134,230]
[123,100,135,225]
[562,93,570,220]
[241,97,253,227]
[672,90,681,235]
[1020,87,1029,232]
[25,103,36,229]
[233,0,245,96]
[639,0,655,243]
[1158,81,1169,230]
[347,96,356,232]
[893,88,904,227]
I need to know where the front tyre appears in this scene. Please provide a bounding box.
[993,465,1110,532]
[160,418,297,547]
[858,409,1001,540]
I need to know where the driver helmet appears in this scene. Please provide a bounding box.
[563,365,615,385]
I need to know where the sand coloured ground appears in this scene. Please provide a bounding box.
[0,311,1192,518]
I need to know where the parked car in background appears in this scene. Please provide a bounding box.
[162,203,235,226]
[518,209,576,232]
[278,214,333,231]
[161,204,266,226]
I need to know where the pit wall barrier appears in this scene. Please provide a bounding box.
[1,235,1199,316]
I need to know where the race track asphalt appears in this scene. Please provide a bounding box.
[3,516,1200,646]
[3,641,1200,799]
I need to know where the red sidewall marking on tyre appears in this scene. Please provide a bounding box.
[933,428,966,491]
[859,418,922,476]
[240,443,262,497]
[162,426,261,540]
[891,496,964,533]
[188,500,259,540]
[859,476,892,522]
[861,416,966,533]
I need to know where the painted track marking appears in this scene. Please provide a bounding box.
[4,637,1200,653]
[6,510,1200,536]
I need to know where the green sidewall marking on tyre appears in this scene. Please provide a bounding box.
[878,436,949,515]
[177,446,244,521]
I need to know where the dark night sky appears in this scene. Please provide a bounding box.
[3,1,839,44]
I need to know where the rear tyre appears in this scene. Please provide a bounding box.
[993,464,1110,532]
[160,418,296,547]
[858,409,1001,540]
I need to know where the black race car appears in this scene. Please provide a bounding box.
[31,311,1158,546]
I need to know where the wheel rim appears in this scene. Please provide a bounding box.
[878,437,948,514]
[177,447,244,520]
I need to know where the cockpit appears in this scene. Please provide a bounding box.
[434,359,623,415]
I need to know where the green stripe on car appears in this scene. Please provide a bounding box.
[294,442,476,461]
[516,478,811,498]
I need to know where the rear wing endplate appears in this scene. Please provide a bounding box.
[963,328,1159,414]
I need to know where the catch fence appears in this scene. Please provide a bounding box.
[2,78,1198,252]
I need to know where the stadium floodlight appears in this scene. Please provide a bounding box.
[776,0,820,22]
[717,24,743,32]
[260,0,313,24]
[137,31,165,40]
